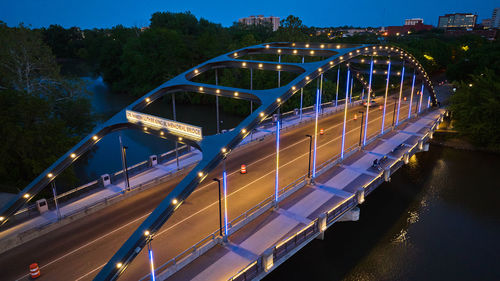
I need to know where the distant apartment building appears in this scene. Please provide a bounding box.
[386,18,433,36]
[238,15,280,31]
[481,19,492,29]
[438,13,477,29]
[492,7,500,28]
[405,18,424,26]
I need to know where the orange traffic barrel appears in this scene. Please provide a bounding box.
[354,114,357,120]
[240,164,247,174]
[320,128,324,135]
[30,263,40,279]
[379,105,383,110]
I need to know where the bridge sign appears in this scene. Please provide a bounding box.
[126,110,203,141]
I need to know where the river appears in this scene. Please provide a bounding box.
[73,77,244,184]
[265,145,500,281]
[83,78,500,280]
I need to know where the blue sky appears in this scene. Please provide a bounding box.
[0,0,497,29]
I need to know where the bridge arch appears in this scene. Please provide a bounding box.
[0,42,437,280]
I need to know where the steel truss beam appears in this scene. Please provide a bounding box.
[0,43,437,281]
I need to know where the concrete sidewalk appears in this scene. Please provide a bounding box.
[0,99,357,252]
[164,109,443,281]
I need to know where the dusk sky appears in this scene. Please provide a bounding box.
[1,0,497,29]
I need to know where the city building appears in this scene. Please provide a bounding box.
[438,13,477,29]
[238,15,280,31]
[405,18,424,26]
[492,7,500,29]
[386,18,433,36]
[481,18,492,29]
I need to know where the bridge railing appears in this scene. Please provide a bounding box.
[145,173,310,281]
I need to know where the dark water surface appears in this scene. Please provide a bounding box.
[72,77,243,184]
[266,145,500,281]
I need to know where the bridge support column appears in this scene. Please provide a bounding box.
[403,153,410,164]
[423,143,429,152]
[263,247,274,272]
[418,139,424,151]
[356,187,365,204]
[316,213,327,240]
[338,207,360,222]
[384,168,391,182]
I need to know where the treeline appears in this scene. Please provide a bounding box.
[1,12,498,193]
[0,23,96,192]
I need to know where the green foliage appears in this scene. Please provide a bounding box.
[0,22,96,191]
[449,70,500,151]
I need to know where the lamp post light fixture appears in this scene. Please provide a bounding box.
[212,178,224,237]
[358,111,365,146]
[305,135,313,178]
[392,97,398,127]
[119,135,130,191]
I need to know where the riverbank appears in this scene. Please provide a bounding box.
[430,119,499,154]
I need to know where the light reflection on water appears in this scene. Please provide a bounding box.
[70,77,244,187]
[266,145,500,281]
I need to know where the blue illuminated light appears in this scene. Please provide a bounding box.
[418,84,424,113]
[381,60,391,134]
[408,73,416,119]
[335,67,340,107]
[275,119,280,202]
[363,59,374,146]
[223,170,228,237]
[149,249,156,281]
[312,88,320,177]
[396,64,405,126]
[341,69,350,159]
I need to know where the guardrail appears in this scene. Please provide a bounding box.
[225,108,442,281]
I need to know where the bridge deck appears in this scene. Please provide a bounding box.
[164,109,443,281]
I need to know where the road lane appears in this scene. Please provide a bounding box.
[2,90,423,280]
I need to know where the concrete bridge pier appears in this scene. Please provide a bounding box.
[316,213,328,240]
[418,139,424,151]
[384,168,391,182]
[263,247,274,272]
[356,187,365,204]
[403,153,410,164]
[338,207,360,222]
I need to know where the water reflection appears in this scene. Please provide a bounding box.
[266,146,500,281]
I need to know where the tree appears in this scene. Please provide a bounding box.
[449,70,500,151]
[0,23,95,192]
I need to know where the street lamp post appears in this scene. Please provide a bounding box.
[305,135,312,178]
[391,97,398,127]
[119,135,130,191]
[212,178,223,237]
[172,94,179,170]
[51,181,61,220]
[147,240,156,281]
[396,61,405,126]
[363,57,374,146]
[381,58,391,134]
[335,67,340,107]
[341,68,351,159]
[358,111,365,146]
[300,56,305,119]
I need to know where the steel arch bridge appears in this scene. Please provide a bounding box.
[0,42,437,280]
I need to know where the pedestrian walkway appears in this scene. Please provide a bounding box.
[164,109,443,281]
[0,99,359,252]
